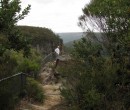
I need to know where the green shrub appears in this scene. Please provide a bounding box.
[59,60,102,110]
[59,58,122,109]
[58,38,130,110]
[0,49,42,109]
[0,49,18,78]
[10,49,42,78]
[26,77,45,103]
[0,49,42,76]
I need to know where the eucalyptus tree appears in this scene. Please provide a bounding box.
[0,1,31,109]
[0,0,31,31]
[79,0,130,69]
[59,1,130,109]
[58,1,130,109]
[79,0,130,46]
[0,0,31,55]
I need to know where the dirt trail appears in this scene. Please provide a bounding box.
[16,62,67,110]
[27,84,63,110]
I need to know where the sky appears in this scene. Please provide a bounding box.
[18,0,90,33]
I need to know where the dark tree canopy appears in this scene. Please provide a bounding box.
[0,0,31,55]
[18,26,62,54]
[0,0,31,31]
[79,0,130,44]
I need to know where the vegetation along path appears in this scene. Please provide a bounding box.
[16,55,70,110]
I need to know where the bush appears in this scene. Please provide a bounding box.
[0,49,42,109]
[25,77,45,103]
[0,49,42,77]
[10,49,42,78]
[58,38,130,110]
[59,60,102,110]
[59,58,124,109]
[0,49,18,78]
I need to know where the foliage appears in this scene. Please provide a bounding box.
[0,48,42,109]
[0,72,24,110]
[1,49,42,77]
[0,49,18,78]
[72,38,102,60]
[79,0,130,74]
[18,26,63,54]
[26,77,45,103]
[0,1,32,109]
[0,0,31,55]
[0,0,31,32]
[59,38,130,109]
[79,0,130,50]
[63,45,73,54]
[0,0,61,109]
[59,4,130,106]
[59,39,103,109]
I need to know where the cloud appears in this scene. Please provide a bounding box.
[19,0,90,33]
[32,0,55,4]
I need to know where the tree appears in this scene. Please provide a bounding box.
[0,0,31,55]
[0,0,31,31]
[79,0,130,71]
[58,1,130,109]
[79,0,130,46]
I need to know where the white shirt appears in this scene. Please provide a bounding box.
[55,48,60,55]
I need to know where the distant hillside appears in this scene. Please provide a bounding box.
[61,32,104,48]
[64,40,74,47]
[18,26,62,54]
[64,39,81,48]
[58,32,84,43]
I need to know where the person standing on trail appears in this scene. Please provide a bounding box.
[54,46,60,68]
[55,46,60,56]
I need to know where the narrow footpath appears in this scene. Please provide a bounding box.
[16,62,67,110]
